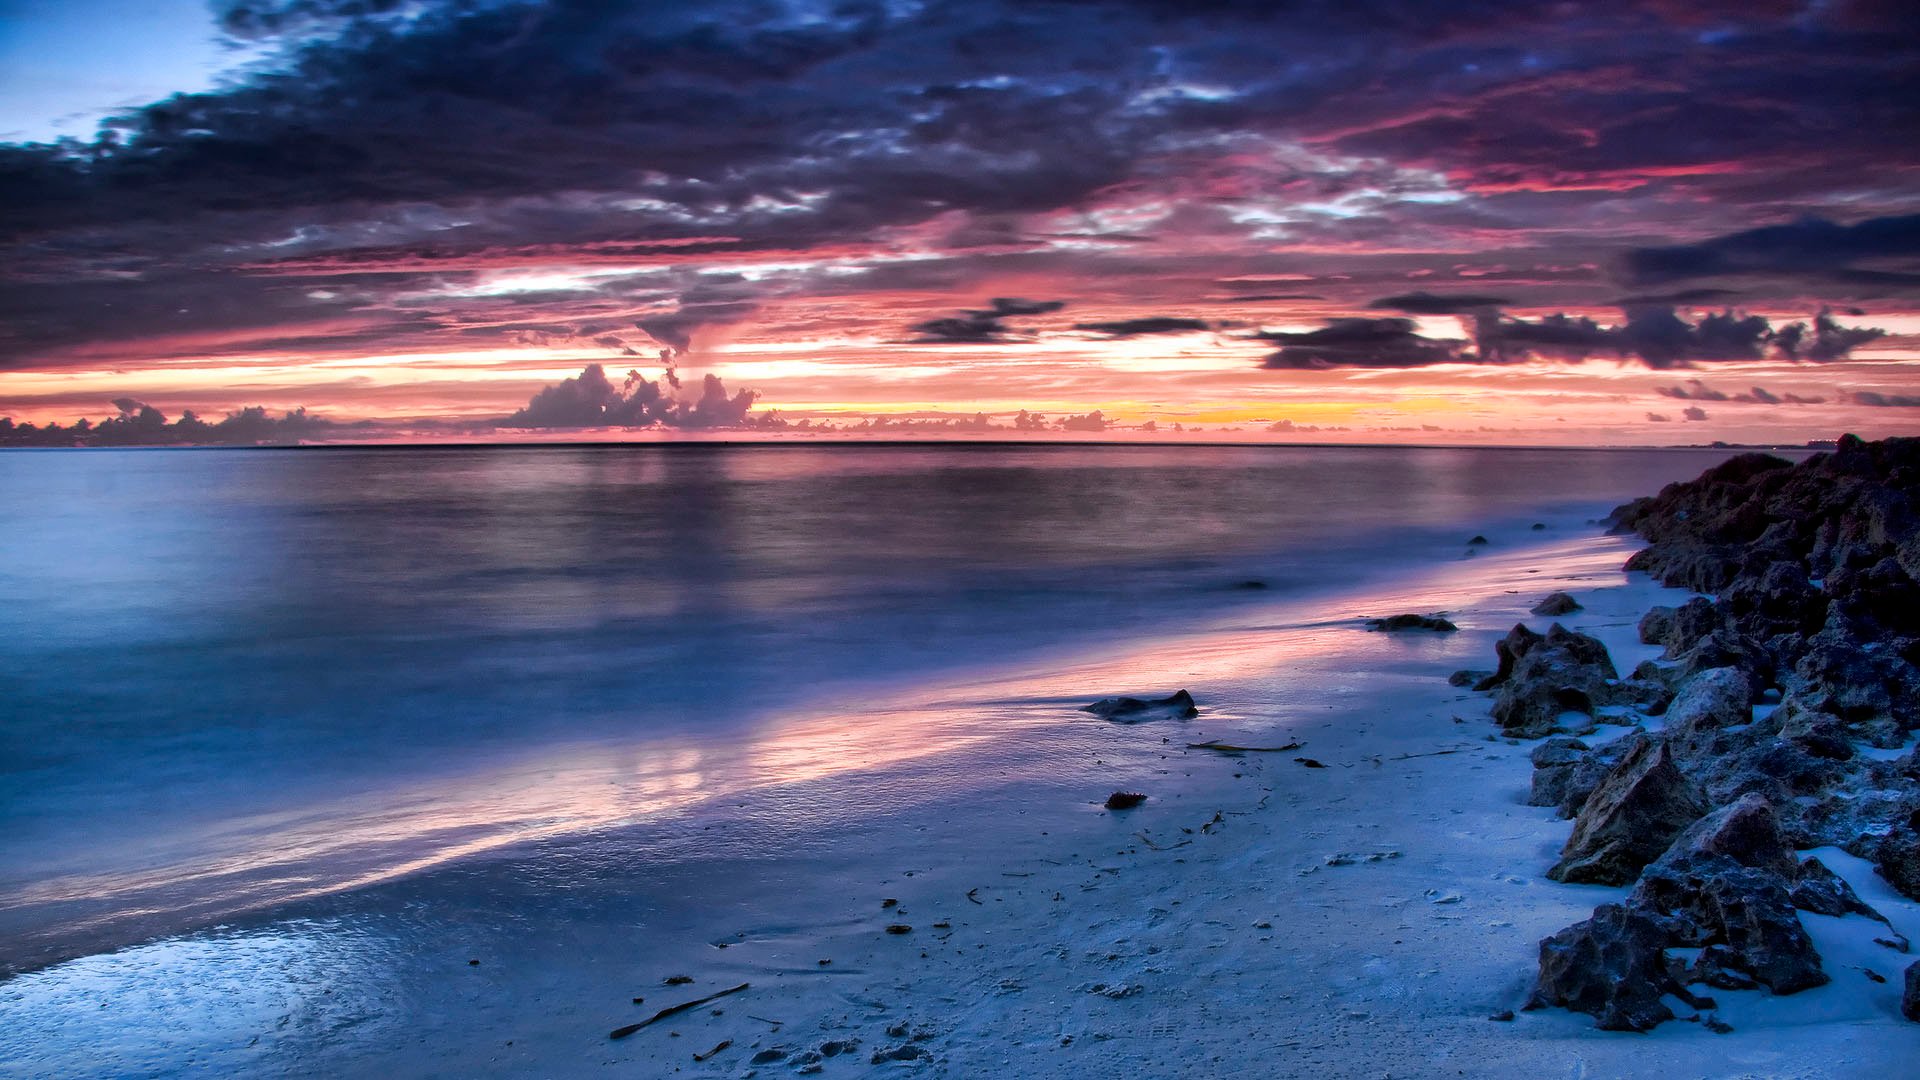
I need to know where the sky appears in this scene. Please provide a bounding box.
[1,0,1918,444]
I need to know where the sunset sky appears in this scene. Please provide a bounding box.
[2,0,1918,443]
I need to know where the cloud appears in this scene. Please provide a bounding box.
[1073,317,1212,337]
[1682,406,1709,421]
[1853,391,1920,408]
[1257,307,1884,369]
[0,399,344,446]
[1367,291,1510,314]
[1624,214,1920,289]
[1057,410,1110,432]
[501,363,761,429]
[1258,317,1466,370]
[1647,412,1671,422]
[910,298,1067,344]
[1656,379,1824,404]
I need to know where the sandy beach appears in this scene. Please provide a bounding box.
[6,524,1915,1078]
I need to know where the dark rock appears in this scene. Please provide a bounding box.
[1875,831,1920,901]
[1488,1009,1514,1021]
[1527,736,1590,809]
[1449,668,1492,688]
[1490,624,1619,739]
[1532,523,1547,531]
[1475,624,1544,691]
[1790,857,1880,919]
[1552,735,1636,818]
[1527,904,1686,1032]
[1631,862,1828,995]
[872,1044,929,1063]
[1548,737,1705,885]
[1639,606,1676,647]
[1294,757,1326,768]
[1082,689,1198,722]
[1531,592,1582,617]
[1367,613,1459,633]
[1656,792,1799,880]
[1663,667,1755,761]
[1104,791,1147,810]
[1905,961,1920,1022]
[1468,535,1490,546]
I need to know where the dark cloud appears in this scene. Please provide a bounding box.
[910,298,1067,344]
[1367,291,1510,314]
[1647,412,1671,422]
[1259,306,1884,369]
[1853,391,1920,408]
[501,363,760,429]
[0,399,344,446]
[2,0,1918,380]
[1682,406,1709,421]
[1258,317,1466,370]
[1073,316,1212,337]
[1057,410,1110,432]
[1624,215,1920,289]
[1657,379,1825,405]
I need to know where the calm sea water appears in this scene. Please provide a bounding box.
[0,442,1732,969]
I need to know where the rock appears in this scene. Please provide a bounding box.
[1663,667,1755,761]
[1531,592,1582,617]
[1104,791,1147,810]
[1905,961,1920,1022]
[1475,623,1544,691]
[1081,689,1198,722]
[1875,829,1920,901]
[1790,856,1880,919]
[1527,904,1687,1031]
[1639,606,1676,646]
[1552,735,1635,818]
[1490,624,1619,739]
[1449,668,1492,688]
[871,1044,929,1063]
[1527,736,1590,809]
[1548,737,1705,885]
[1366,613,1459,632]
[1532,523,1547,531]
[1469,535,1490,546]
[1655,793,1800,880]
[1631,862,1828,995]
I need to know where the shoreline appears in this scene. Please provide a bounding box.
[7,526,1916,1077]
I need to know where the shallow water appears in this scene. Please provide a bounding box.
[0,443,1735,971]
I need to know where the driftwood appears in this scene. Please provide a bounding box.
[1187,739,1304,753]
[609,983,750,1039]
[693,1040,733,1062]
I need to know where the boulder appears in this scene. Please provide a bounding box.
[1548,737,1705,885]
[1631,861,1828,995]
[1638,606,1676,647]
[1449,668,1492,688]
[1528,736,1591,809]
[1490,624,1619,739]
[1789,857,1880,920]
[1663,667,1755,761]
[1474,623,1544,691]
[1082,689,1198,722]
[1654,792,1798,880]
[1526,904,1688,1032]
[1532,592,1582,617]
[1366,613,1458,633]
[1905,961,1920,1023]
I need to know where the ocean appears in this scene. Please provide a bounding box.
[0,442,1735,975]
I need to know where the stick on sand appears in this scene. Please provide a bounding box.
[608,983,750,1039]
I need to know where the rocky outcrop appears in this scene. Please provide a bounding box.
[1499,437,1920,1030]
